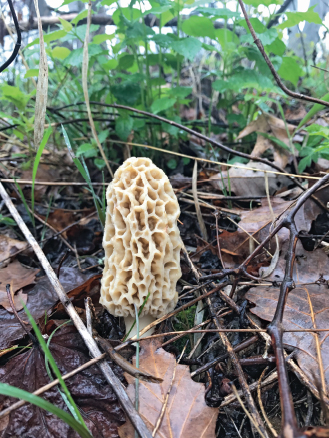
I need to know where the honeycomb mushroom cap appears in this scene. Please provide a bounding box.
[100,157,182,319]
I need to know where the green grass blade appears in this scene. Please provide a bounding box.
[297,92,329,130]
[32,126,52,215]
[123,292,150,341]
[14,178,35,228]
[0,383,92,438]
[23,306,88,430]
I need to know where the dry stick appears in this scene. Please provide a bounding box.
[0,182,152,438]
[238,0,329,108]
[257,367,278,438]
[82,1,113,178]
[182,250,268,438]
[192,161,208,241]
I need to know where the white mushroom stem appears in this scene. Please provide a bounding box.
[124,314,156,339]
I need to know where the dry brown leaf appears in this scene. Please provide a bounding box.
[245,283,329,392]
[0,260,39,311]
[0,235,27,267]
[33,0,48,147]
[237,113,295,168]
[118,338,217,438]
[209,161,290,197]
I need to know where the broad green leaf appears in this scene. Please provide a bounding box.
[212,79,230,93]
[44,30,67,43]
[265,37,286,56]
[101,0,117,5]
[63,48,83,66]
[277,6,322,30]
[76,143,98,158]
[278,56,303,86]
[182,16,215,39]
[243,0,282,6]
[215,28,239,47]
[52,47,71,60]
[196,7,240,19]
[71,9,91,25]
[24,69,39,78]
[94,158,106,169]
[115,116,134,140]
[60,0,88,5]
[118,54,135,70]
[171,37,202,61]
[167,158,177,169]
[169,86,192,99]
[75,24,100,41]
[298,155,313,173]
[92,33,115,44]
[1,85,35,111]
[153,34,176,48]
[145,4,172,16]
[305,124,329,138]
[151,97,176,114]
[103,59,119,70]
[58,17,73,32]
[160,9,175,26]
[240,28,278,46]
[297,93,329,129]
[111,81,141,105]
[238,18,266,33]
[112,7,142,25]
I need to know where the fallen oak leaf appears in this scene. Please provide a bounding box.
[245,283,329,393]
[118,338,217,438]
[0,260,39,311]
[0,234,28,267]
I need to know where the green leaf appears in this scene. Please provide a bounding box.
[297,93,329,129]
[278,56,303,86]
[101,0,117,5]
[44,30,67,43]
[0,383,92,438]
[115,116,134,140]
[1,85,35,111]
[265,37,286,56]
[92,33,115,44]
[243,0,282,6]
[76,143,97,158]
[63,48,83,66]
[111,81,141,105]
[298,155,313,173]
[167,158,177,169]
[75,24,100,41]
[52,47,71,60]
[112,7,142,25]
[94,158,106,169]
[71,9,91,25]
[238,18,266,33]
[277,6,322,30]
[171,37,202,61]
[196,7,240,19]
[215,28,239,47]
[0,214,16,226]
[24,69,39,78]
[240,28,278,46]
[169,87,192,98]
[58,17,73,32]
[103,59,118,70]
[151,97,176,114]
[182,16,215,39]
[118,54,135,70]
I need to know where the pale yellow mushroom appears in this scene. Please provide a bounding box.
[100,157,183,338]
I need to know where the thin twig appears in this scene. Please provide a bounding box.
[257,367,278,437]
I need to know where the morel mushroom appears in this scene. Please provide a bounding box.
[100,157,183,338]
